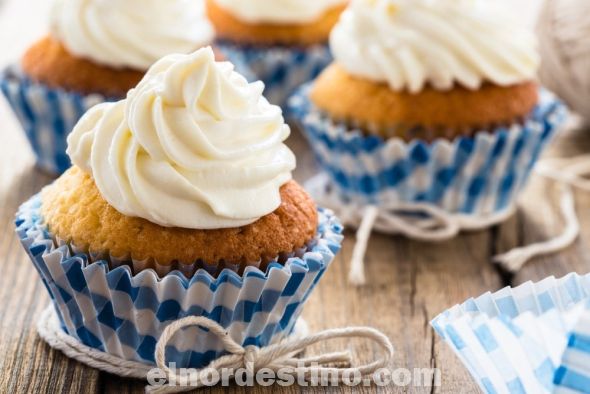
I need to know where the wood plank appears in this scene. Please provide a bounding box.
[0,115,101,393]
[0,62,499,394]
[0,1,571,393]
[0,56,500,394]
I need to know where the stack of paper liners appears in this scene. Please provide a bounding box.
[432,273,590,393]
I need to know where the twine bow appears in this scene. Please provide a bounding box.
[149,316,394,393]
[36,306,394,393]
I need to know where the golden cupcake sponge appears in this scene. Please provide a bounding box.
[41,167,318,267]
[205,0,346,46]
[311,64,539,141]
[22,36,144,97]
[21,36,225,97]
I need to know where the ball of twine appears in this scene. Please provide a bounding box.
[537,0,590,123]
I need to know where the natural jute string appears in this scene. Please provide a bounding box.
[37,306,394,393]
[307,157,587,286]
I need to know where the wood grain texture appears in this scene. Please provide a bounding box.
[0,1,586,393]
[0,112,503,394]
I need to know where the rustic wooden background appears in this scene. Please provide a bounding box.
[1,0,586,393]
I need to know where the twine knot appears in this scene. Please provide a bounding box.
[36,306,394,394]
[148,315,394,393]
[243,346,259,373]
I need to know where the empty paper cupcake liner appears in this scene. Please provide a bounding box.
[15,194,343,368]
[217,41,332,106]
[288,85,567,215]
[432,273,590,393]
[0,66,111,174]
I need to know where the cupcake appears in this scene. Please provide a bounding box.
[207,0,348,105]
[16,48,343,368]
[1,0,215,174]
[289,0,567,215]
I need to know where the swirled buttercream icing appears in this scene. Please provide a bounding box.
[67,47,296,229]
[50,0,214,70]
[330,0,540,93]
[211,0,347,24]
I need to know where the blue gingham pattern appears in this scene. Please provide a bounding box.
[555,299,590,393]
[16,195,343,368]
[288,85,567,215]
[0,66,110,174]
[432,273,590,393]
[218,41,332,106]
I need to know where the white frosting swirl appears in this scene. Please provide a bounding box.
[212,0,347,24]
[67,48,296,229]
[50,0,214,70]
[330,0,540,93]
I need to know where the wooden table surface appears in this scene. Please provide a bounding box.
[1,1,589,393]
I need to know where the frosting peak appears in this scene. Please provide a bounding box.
[50,0,214,70]
[67,48,296,229]
[330,0,540,93]
[212,0,347,24]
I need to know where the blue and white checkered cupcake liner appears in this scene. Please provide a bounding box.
[218,41,332,106]
[432,273,590,393]
[288,85,567,215]
[15,194,343,368]
[0,66,111,174]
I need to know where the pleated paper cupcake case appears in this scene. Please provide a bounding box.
[432,273,590,393]
[0,66,111,174]
[288,85,567,215]
[16,195,343,368]
[56,233,314,279]
[217,41,332,106]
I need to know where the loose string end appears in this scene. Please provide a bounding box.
[492,183,579,272]
[348,205,378,286]
[292,350,353,367]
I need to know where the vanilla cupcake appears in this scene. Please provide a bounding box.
[207,0,348,105]
[1,0,216,174]
[289,0,567,215]
[16,48,343,368]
